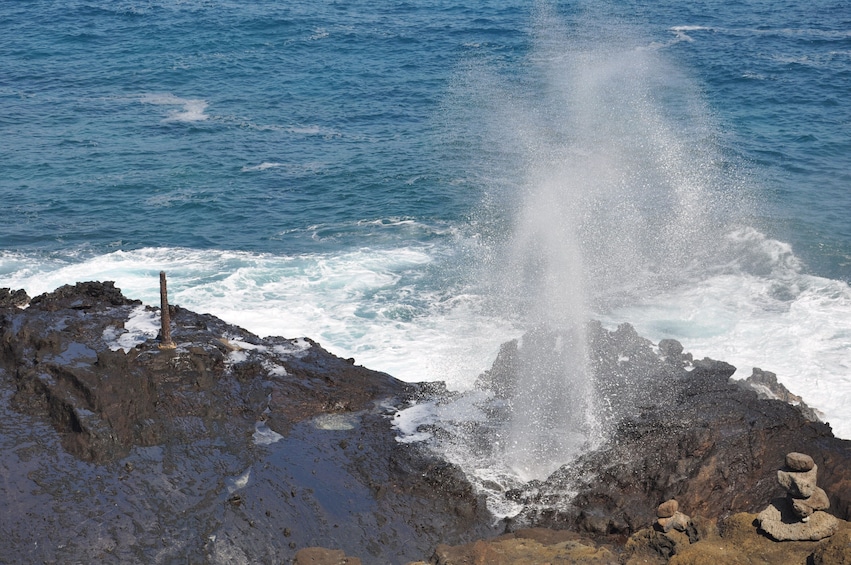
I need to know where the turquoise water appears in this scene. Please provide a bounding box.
[2,1,851,436]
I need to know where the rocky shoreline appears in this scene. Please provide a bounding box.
[1,282,849,564]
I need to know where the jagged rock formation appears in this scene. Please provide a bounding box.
[3,282,851,564]
[0,282,497,564]
[745,368,822,422]
[478,323,851,536]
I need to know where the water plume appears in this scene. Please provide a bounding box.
[451,4,745,481]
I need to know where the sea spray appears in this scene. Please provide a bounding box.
[451,4,748,481]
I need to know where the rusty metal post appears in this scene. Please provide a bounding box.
[158,271,176,349]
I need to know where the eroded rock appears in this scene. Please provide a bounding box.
[657,499,679,519]
[778,465,818,499]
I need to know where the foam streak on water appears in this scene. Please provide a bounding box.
[0,246,515,389]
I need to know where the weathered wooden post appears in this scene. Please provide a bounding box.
[158,271,176,350]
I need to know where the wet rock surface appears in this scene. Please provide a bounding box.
[482,322,851,538]
[0,282,497,564]
[3,282,851,563]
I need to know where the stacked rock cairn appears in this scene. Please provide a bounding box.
[655,499,692,534]
[757,452,839,541]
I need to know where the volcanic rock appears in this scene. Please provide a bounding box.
[0,282,498,563]
[778,465,818,499]
[0,287,29,308]
[667,512,851,565]
[657,512,693,535]
[5,282,851,563]
[792,488,831,519]
[488,323,851,536]
[758,498,839,542]
[742,368,822,422]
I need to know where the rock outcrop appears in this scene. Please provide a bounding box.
[479,323,851,536]
[3,282,851,563]
[744,368,822,422]
[0,282,497,564]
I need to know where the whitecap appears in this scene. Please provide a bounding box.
[241,162,284,172]
[0,245,514,390]
[140,93,209,122]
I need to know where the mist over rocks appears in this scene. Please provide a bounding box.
[483,322,851,536]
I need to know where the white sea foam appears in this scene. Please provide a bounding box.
[392,401,438,443]
[252,422,284,446]
[140,93,209,122]
[241,162,284,172]
[599,233,851,439]
[262,360,288,377]
[272,339,311,359]
[0,246,513,390]
[3,237,850,439]
[104,305,160,353]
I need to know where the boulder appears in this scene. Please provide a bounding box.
[657,499,679,518]
[757,498,839,541]
[778,465,818,499]
[792,487,831,519]
[787,452,816,472]
[658,511,693,534]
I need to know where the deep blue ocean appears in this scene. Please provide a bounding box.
[2,0,851,440]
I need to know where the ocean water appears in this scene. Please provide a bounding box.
[2,0,851,454]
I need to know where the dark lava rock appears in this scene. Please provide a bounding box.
[0,282,497,564]
[5,282,851,563]
[0,287,30,308]
[743,366,822,422]
[500,323,851,537]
